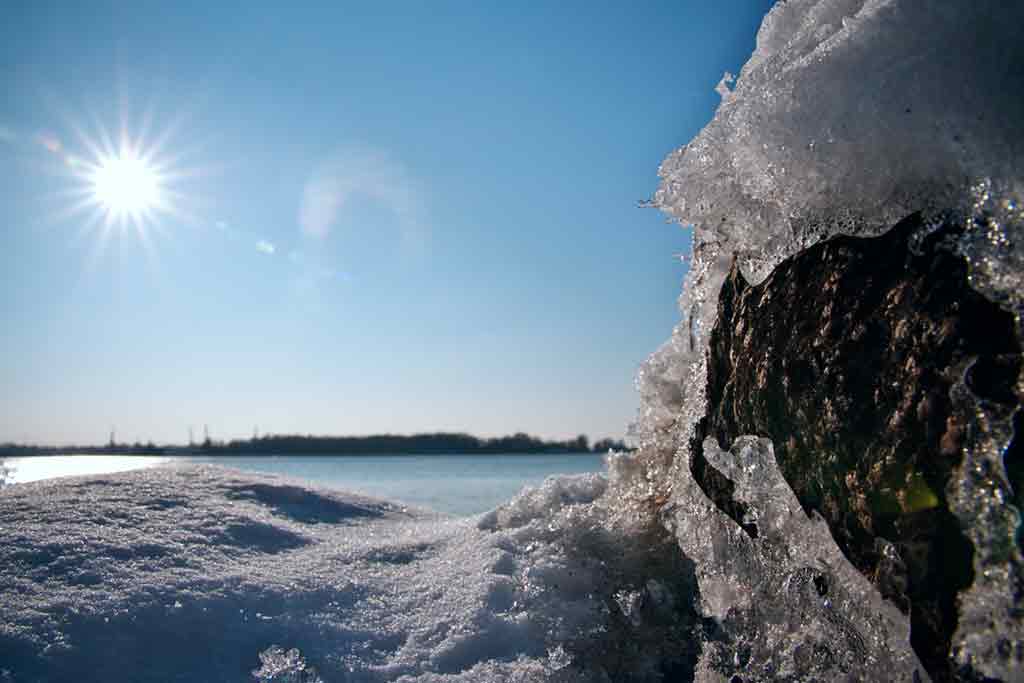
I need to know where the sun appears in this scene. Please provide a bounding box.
[52,121,191,247]
[90,151,162,218]
[37,100,201,262]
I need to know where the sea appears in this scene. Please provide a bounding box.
[0,453,606,516]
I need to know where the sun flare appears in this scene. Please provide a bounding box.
[90,152,162,216]
[53,120,191,247]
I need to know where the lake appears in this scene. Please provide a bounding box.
[0,453,607,516]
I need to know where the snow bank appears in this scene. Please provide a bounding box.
[0,465,698,681]
[0,466,420,681]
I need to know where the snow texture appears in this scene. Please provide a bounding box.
[0,465,699,682]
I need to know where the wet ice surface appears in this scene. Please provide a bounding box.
[670,437,926,681]
[638,0,1024,451]
[0,464,697,682]
[628,1,1023,680]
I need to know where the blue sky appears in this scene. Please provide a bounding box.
[1,1,774,446]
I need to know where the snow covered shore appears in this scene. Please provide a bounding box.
[0,464,697,682]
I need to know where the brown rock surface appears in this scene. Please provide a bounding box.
[691,213,1022,681]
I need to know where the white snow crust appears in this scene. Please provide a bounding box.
[0,465,699,682]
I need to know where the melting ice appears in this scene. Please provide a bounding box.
[631,0,1023,680]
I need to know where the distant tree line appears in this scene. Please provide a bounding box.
[0,432,631,457]
[216,432,629,455]
[0,442,164,457]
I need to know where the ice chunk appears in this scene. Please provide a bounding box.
[627,4,1024,675]
[669,436,928,681]
[634,0,1024,444]
[658,0,1023,262]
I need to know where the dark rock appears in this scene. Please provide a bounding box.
[691,213,1022,682]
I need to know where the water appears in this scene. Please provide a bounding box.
[1,453,606,516]
[2,455,168,485]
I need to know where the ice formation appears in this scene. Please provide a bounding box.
[637,0,1024,447]
[628,0,1024,680]
[670,437,925,680]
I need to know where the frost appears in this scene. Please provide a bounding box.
[959,179,1024,320]
[545,645,571,672]
[945,355,1024,679]
[254,646,324,683]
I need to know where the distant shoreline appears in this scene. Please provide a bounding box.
[1,432,631,458]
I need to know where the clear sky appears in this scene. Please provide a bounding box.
[1,1,774,446]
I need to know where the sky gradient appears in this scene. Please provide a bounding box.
[1,1,774,445]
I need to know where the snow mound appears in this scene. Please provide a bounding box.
[0,465,698,682]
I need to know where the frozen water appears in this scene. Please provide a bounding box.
[670,436,927,681]
[946,181,1024,678]
[638,0,1024,448]
[628,0,1023,680]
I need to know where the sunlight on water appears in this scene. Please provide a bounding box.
[3,455,169,484]
[186,454,607,516]
[1,454,607,516]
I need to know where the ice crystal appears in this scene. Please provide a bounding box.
[253,646,323,683]
[668,436,927,681]
[627,0,1023,678]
